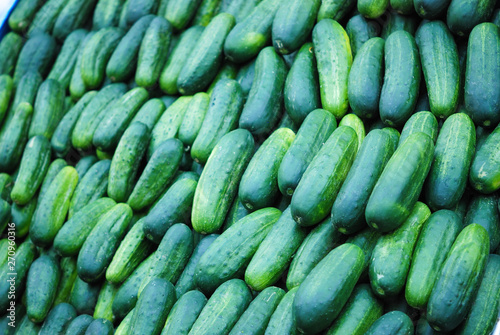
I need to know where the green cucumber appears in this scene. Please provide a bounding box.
[291,126,358,227]
[7,72,42,125]
[10,136,51,205]
[327,284,383,335]
[178,92,209,146]
[194,207,281,294]
[161,290,207,335]
[405,210,462,309]
[271,0,320,55]
[122,0,158,27]
[130,98,165,130]
[191,79,244,164]
[379,30,421,127]
[339,114,365,151]
[27,0,66,36]
[64,314,93,335]
[177,13,235,94]
[92,0,124,30]
[346,14,379,57]
[293,243,365,334]
[391,0,414,14]
[464,23,500,127]
[265,287,299,335]
[29,79,65,140]
[398,111,438,146]
[358,0,389,18]
[52,258,77,307]
[427,224,490,332]
[85,319,113,335]
[8,0,44,33]
[0,75,13,126]
[425,113,476,210]
[414,0,451,18]
[206,61,239,94]
[365,132,434,232]
[189,279,252,334]
[312,19,352,119]
[283,43,321,124]
[192,129,254,234]
[469,125,500,193]
[52,0,97,41]
[68,277,100,315]
[39,303,76,335]
[0,174,13,202]
[17,315,41,334]
[317,0,356,21]
[235,59,256,96]
[447,0,496,36]
[0,200,10,233]
[364,311,414,335]
[115,309,134,335]
[38,158,67,203]
[369,202,430,298]
[332,129,397,234]
[11,196,37,238]
[464,194,500,252]
[77,203,132,283]
[0,33,23,76]
[192,0,223,26]
[93,281,118,322]
[164,0,203,30]
[346,228,382,279]
[68,31,95,100]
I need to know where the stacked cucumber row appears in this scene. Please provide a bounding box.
[0,0,500,334]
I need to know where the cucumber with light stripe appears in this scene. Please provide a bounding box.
[398,111,438,147]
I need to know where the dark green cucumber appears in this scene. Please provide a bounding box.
[464,23,500,127]
[51,257,77,306]
[291,126,358,227]
[92,0,124,30]
[391,0,414,14]
[7,72,42,126]
[265,287,299,335]
[17,314,41,334]
[229,286,285,335]
[223,198,251,231]
[464,194,500,252]
[80,27,124,89]
[177,13,235,94]
[68,31,95,100]
[85,319,113,335]
[122,0,158,27]
[194,208,281,293]
[130,98,165,131]
[293,243,365,334]
[470,125,500,193]
[235,59,256,96]
[447,0,496,36]
[364,311,414,335]
[358,0,389,18]
[139,223,193,291]
[0,75,13,126]
[77,203,132,283]
[283,43,321,124]
[192,0,223,26]
[0,174,13,202]
[245,207,307,291]
[52,0,97,41]
[405,210,462,309]
[178,92,209,146]
[159,26,205,95]
[29,79,65,140]
[327,284,384,335]
[427,224,490,332]
[365,132,434,232]
[0,200,10,233]
[10,136,51,205]
[107,122,150,203]
[26,0,66,36]
[206,61,239,95]
[189,279,252,334]
[13,32,57,85]
[191,79,244,164]
[398,111,438,146]
[8,0,44,33]
[271,0,320,55]
[317,0,356,21]
[135,17,172,88]
[224,0,281,63]
[38,158,67,202]
[39,303,76,335]
[11,196,37,238]
[416,21,460,119]
[493,8,500,27]
[164,0,203,30]
[346,228,381,279]
[26,254,60,323]
[414,0,451,18]
[346,14,379,57]
[381,11,418,38]
[369,202,430,298]
[162,290,207,334]
[312,19,352,119]
[0,33,23,76]
[425,113,475,210]
[68,277,100,315]
[192,129,254,234]
[332,129,397,234]
[143,178,197,244]
[379,30,421,127]
[63,314,93,335]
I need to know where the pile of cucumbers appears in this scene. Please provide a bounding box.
[0,0,500,334]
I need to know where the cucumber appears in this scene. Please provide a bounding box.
[365,132,434,232]
[369,202,430,298]
[358,0,389,18]
[11,196,37,238]
[265,287,299,335]
[38,158,67,202]
[379,30,421,127]
[178,93,209,146]
[0,200,10,233]
[27,0,66,37]
[464,23,500,127]
[92,0,124,30]
[283,43,321,124]
[164,0,203,30]
[189,279,252,335]
[346,228,381,279]
[85,319,113,335]
[107,122,150,203]
[223,199,250,231]
[286,218,343,289]
[143,178,197,244]
[177,13,235,94]
[68,277,100,315]
[0,103,33,173]
[192,129,254,234]
[8,0,44,33]
[162,290,207,335]
[159,26,205,95]
[0,174,13,202]
[26,254,60,323]
[30,166,79,247]
[115,309,134,335]
[190,79,244,164]
[464,194,500,252]
[235,59,256,96]
[318,0,356,21]
[194,207,281,294]
[293,243,365,334]
[0,33,23,76]
[206,61,239,94]
[80,27,124,89]
[346,14,379,57]
[229,286,285,335]
[291,126,358,227]
[68,33,95,100]
[327,284,384,335]
[414,0,451,18]
[398,111,438,146]
[93,281,117,322]
[77,203,132,283]
[364,311,414,335]
[427,224,490,332]
[447,0,497,36]
[52,0,97,41]
[405,210,462,309]
[332,129,397,234]
[64,314,93,335]
[348,37,384,119]
[469,125,500,193]
[245,207,307,291]
[381,11,418,38]
[416,21,460,119]
[29,79,65,140]
[339,114,365,151]
[224,0,281,63]
[7,72,41,126]
[38,303,76,335]
[391,0,414,14]
[17,315,41,334]
[456,254,500,335]
[272,0,320,55]
[0,75,13,126]
[13,32,57,85]
[136,17,172,88]
[192,0,223,26]
[10,136,51,206]
[130,98,165,131]
[425,113,476,210]
[52,257,78,306]
[122,0,158,27]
